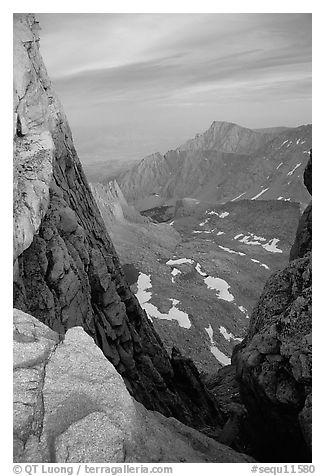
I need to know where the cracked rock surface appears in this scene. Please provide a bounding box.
[233,156,312,462]
[13,309,253,463]
[13,13,223,435]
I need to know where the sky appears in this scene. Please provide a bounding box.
[36,13,312,168]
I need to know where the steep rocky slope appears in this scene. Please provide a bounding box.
[13,13,223,433]
[90,180,181,279]
[14,309,253,463]
[135,200,300,375]
[90,180,149,226]
[232,156,312,462]
[116,121,311,210]
[93,177,300,376]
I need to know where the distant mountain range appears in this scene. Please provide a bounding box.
[115,121,312,211]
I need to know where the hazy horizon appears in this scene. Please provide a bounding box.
[36,13,312,167]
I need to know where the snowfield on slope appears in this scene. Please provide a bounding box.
[234,232,283,253]
[251,258,270,270]
[219,326,243,343]
[219,245,246,256]
[166,258,194,265]
[135,272,191,328]
[203,276,235,302]
[238,305,250,319]
[231,192,246,201]
[205,324,231,366]
[251,188,269,200]
[171,267,182,283]
[287,163,301,176]
[207,211,229,218]
[143,299,191,329]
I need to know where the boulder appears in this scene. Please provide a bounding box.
[13,309,253,463]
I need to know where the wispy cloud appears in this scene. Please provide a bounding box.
[36,13,312,165]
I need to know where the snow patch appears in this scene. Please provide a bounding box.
[262,238,282,253]
[276,162,283,170]
[216,231,224,236]
[135,273,153,321]
[234,233,244,240]
[135,273,152,306]
[231,191,246,201]
[166,258,194,266]
[219,245,245,256]
[171,268,181,283]
[207,211,229,218]
[199,218,209,227]
[195,263,207,276]
[194,261,234,302]
[237,233,282,253]
[287,163,301,176]
[239,233,266,242]
[205,325,231,366]
[219,326,243,343]
[251,258,270,270]
[240,235,261,245]
[144,299,191,329]
[251,188,269,200]
[203,276,234,302]
[238,305,250,319]
[254,234,265,241]
[136,271,191,328]
[239,232,266,244]
[171,268,181,276]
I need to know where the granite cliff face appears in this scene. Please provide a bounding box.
[14,309,253,463]
[232,154,312,462]
[13,13,222,433]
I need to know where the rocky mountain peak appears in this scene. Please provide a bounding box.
[117,119,311,209]
[177,120,270,155]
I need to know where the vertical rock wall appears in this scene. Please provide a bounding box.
[13,14,222,431]
[233,153,312,462]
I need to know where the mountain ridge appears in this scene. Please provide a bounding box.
[116,120,311,210]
